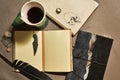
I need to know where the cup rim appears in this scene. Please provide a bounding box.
[21,1,46,26]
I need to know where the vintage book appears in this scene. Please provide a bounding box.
[65,30,113,80]
[14,30,73,72]
[34,0,99,35]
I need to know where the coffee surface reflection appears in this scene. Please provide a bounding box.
[27,7,44,24]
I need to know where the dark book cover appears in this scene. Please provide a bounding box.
[66,30,113,80]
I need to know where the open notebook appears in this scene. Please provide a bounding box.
[33,0,99,35]
[14,30,73,72]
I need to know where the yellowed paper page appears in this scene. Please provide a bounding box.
[44,30,72,72]
[14,31,43,71]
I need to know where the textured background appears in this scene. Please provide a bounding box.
[0,0,120,80]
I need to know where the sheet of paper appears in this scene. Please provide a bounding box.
[44,30,72,72]
[14,31,43,71]
[34,0,98,35]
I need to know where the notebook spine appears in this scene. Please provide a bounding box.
[42,31,45,71]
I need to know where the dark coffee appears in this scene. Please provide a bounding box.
[27,7,44,23]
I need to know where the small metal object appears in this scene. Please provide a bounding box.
[14,69,20,73]
[64,12,80,25]
[56,8,61,14]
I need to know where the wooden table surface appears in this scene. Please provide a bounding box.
[0,0,120,80]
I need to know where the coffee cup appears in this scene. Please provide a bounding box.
[21,1,47,28]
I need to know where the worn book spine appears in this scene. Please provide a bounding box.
[42,31,45,71]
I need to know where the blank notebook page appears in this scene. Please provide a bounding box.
[44,30,72,72]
